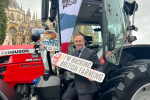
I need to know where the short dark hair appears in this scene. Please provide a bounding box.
[74,33,85,40]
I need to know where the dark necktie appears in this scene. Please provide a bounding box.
[76,51,81,57]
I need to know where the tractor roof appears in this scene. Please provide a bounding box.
[76,0,102,25]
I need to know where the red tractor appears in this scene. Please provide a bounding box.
[1,0,150,100]
[0,45,45,99]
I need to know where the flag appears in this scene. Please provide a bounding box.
[59,0,83,53]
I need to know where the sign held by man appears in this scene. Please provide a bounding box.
[52,52,105,83]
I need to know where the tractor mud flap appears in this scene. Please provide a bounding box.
[0,79,20,100]
[35,76,60,100]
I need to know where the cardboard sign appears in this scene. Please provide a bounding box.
[52,52,105,83]
[32,29,60,51]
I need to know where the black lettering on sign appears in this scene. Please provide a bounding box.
[79,59,83,66]
[93,72,99,80]
[82,61,86,67]
[97,74,104,82]
[88,70,94,78]
[62,0,77,9]
[86,62,92,69]
[78,67,83,74]
[69,64,75,72]
[91,71,97,79]
[63,61,68,68]
[64,55,71,62]
[77,59,81,65]
[60,61,65,68]
[84,69,90,76]
[74,65,78,72]
[66,62,71,69]
[71,58,76,64]
[80,67,86,76]
[67,63,72,70]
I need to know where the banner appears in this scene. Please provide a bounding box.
[59,0,83,53]
[52,52,105,83]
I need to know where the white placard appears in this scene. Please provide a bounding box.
[52,52,105,83]
[32,29,60,51]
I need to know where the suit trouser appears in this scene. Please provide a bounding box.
[62,82,94,100]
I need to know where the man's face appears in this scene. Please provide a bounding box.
[74,35,85,50]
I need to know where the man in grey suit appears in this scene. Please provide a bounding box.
[61,33,104,100]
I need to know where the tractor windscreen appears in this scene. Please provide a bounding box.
[70,25,102,49]
[69,0,103,53]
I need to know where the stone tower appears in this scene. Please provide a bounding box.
[25,23,31,45]
[16,24,24,45]
[26,8,31,23]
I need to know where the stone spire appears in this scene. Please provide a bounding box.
[26,8,31,17]
[21,4,22,11]
[36,12,38,19]
[32,11,35,20]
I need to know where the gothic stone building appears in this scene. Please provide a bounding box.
[3,0,54,45]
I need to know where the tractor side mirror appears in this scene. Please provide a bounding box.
[31,33,41,58]
[108,33,115,51]
[31,33,40,42]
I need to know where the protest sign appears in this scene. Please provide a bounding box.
[52,52,105,83]
[32,29,60,51]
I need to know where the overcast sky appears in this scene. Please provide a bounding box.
[15,0,150,45]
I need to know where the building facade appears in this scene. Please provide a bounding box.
[3,0,54,45]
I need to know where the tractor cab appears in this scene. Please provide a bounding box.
[41,0,138,65]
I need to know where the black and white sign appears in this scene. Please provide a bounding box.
[52,52,105,83]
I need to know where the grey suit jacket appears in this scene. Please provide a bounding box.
[72,47,104,94]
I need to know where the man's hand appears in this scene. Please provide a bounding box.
[52,63,57,67]
[87,77,94,81]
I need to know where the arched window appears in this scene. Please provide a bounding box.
[10,27,16,33]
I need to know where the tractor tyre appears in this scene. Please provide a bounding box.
[99,59,150,100]
[0,79,20,100]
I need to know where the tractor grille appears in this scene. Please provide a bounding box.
[0,56,10,64]
[0,66,6,80]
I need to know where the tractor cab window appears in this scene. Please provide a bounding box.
[70,25,102,53]
[69,0,103,53]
